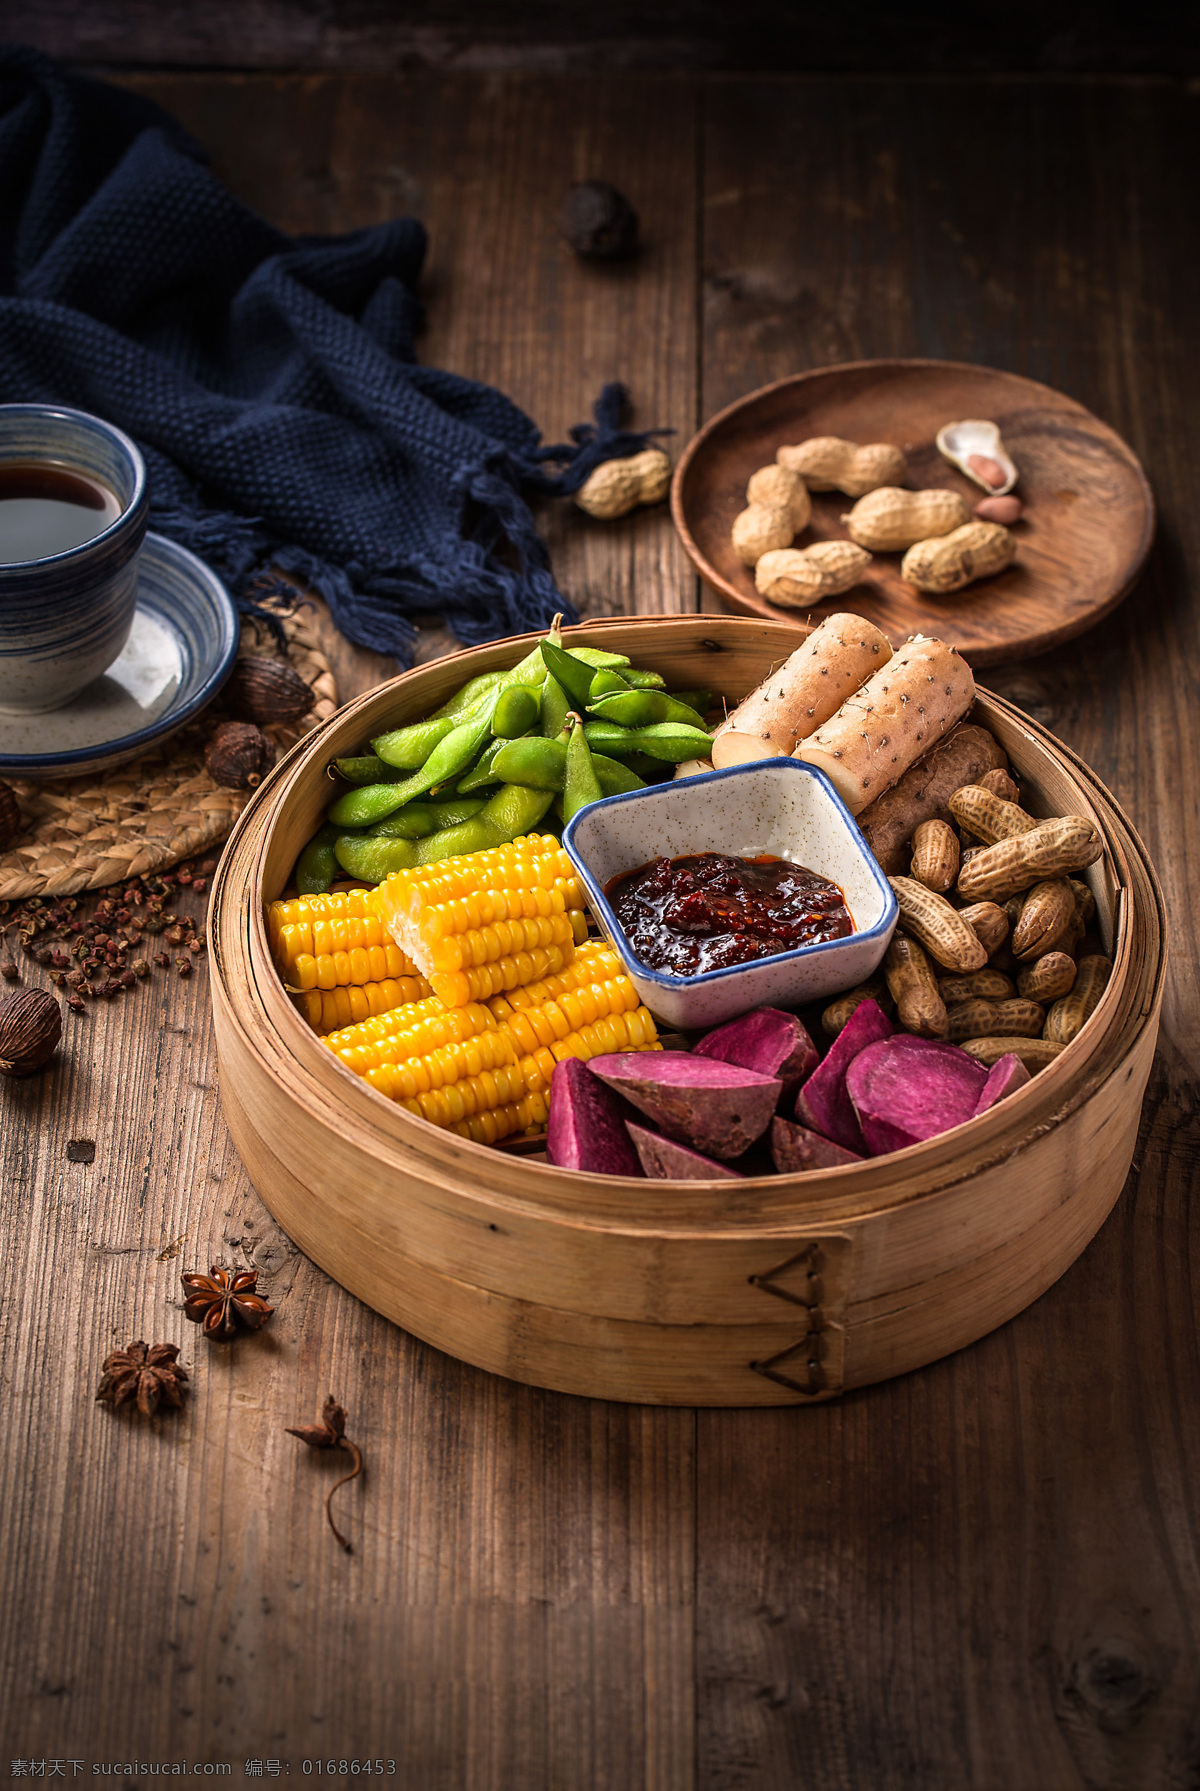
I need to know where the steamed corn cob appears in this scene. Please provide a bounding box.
[300,975,433,1035]
[365,1026,518,1103]
[270,890,423,992]
[373,836,574,926]
[325,998,498,1077]
[486,940,618,1019]
[451,1092,550,1146]
[429,939,577,1009]
[397,1006,659,1130]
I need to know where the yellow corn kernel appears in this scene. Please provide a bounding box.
[429,940,575,1009]
[486,941,618,1019]
[326,1000,497,1076]
[415,880,579,949]
[268,888,383,959]
[423,909,579,975]
[451,1092,550,1145]
[570,908,589,944]
[365,1028,517,1103]
[324,994,490,1056]
[287,940,417,992]
[299,975,432,1034]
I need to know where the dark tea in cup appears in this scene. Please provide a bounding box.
[0,462,123,563]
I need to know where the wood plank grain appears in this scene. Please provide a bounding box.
[697,74,1200,1788]
[0,71,698,1786]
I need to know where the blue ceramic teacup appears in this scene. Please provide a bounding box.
[0,404,148,713]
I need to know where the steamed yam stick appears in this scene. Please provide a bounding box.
[710,613,893,769]
[797,634,975,815]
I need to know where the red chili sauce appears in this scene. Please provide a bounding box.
[603,852,854,976]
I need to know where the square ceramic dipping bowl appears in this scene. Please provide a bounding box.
[562,759,898,1031]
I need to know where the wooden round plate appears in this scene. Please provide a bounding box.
[671,359,1154,666]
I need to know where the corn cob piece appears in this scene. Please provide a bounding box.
[268,889,387,959]
[501,977,641,1058]
[287,940,419,992]
[373,833,572,919]
[429,939,577,1009]
[300,975,433,1035]
[365,1027,518,1103]
[452,1092,551,1146]
[392,1005,660,1125]
[327,999,497,1077]
[486,940,620,1019]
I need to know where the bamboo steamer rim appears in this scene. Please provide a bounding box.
[210,615,1166,1241]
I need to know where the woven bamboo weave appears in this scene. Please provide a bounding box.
[0,603,338,899]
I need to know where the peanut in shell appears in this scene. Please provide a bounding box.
[945,997,1045,1042]
[821,977,893,1037]
[841,487,970,552]
[900,520,1016,594]
[909,819,960,894]
[1011,879,1077,960]
[955,815,1104,904]
[731,502,795,566]
[888,875,988,973]
[977,767,1020,804]
[777,437,907,496]
[1016,953,1077,1003]
[936,967,1015,1003]
[746,463,812,530]
[948,784,1037,846]
[1044,954,1112,1045]
[961,1035,1066,1070]
[884,934,948,1038]
[755,541,872,607]
[958,901,1009,956]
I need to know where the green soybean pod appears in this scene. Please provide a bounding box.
[456,737,506,794]
[294,823,342,895]
[370,804,438,839]
[583,720,713,763]
[540,674,571,740]
[587,690,706,730]
[427,794,488,827]
[592,753,646,796]
[491,683,541,738]
[490,735,568,791]
[332,755,411,786]
[569,646,630,668]
[562,714,604,823]
[412,782,556,866]
[539,639,596,709]
[333,833,419,881]
[430,669,503,720]
[588,668,632,701]
[371,713,460,771]
[621,668,667,690]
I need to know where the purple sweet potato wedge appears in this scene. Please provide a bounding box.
[546,1058,644,1176]
[770,1116,863,1173]
[793,997,893,1154]
[972,1052,1031,1116]
[846,1035,987,1156]
[626,1122,744,1181]
[694,1007,819,1097]
[588,1051,781,1161]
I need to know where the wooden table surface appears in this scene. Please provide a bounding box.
[3,70,1197,1790]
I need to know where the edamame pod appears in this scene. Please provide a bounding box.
[370,805,438,839]
[562,714,604,823]
[539,639,597,709]
[294,822,342,895]
[371,713,460,771]
[569,646,630,668]
[427,794,488,827]
[621,669,667,690]
[588,668,632,701]
[592,753,646,796]
[430,669,503,719]
[586,690,706,730]
[330,704,497,825]
[583,720,714,763]
[491,683,541,737]
[456,737,507,793]
[333,834,419,880]
[540,674,571,740]
[490,735,568,791]
[332,755,410,785]
[412,782,556,865]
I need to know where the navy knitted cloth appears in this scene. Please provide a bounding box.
[0,47,663,662]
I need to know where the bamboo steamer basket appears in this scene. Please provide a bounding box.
[209,616,1166,1405]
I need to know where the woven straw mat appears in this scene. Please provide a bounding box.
[0,604,338,899]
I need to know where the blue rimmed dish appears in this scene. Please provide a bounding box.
[562,759,899,1030]
[0,532,239,779]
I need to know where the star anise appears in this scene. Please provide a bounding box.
[95,1341,189,1417]
[286,1395,364,1553]
[181,1264,274,1340]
